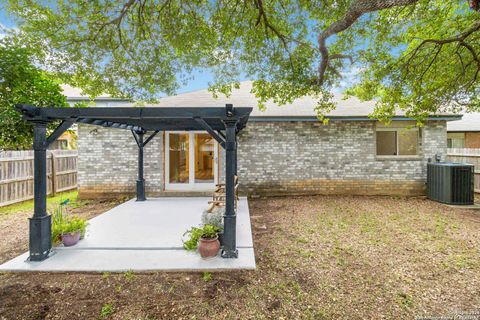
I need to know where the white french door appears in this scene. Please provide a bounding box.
[165,131,218,191]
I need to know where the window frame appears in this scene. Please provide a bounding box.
[375,125,422,160]
[447,132,465,149]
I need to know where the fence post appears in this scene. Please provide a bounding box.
[51,151,57,196]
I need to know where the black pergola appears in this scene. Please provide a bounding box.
[15,104,252,261]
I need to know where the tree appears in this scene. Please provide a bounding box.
[5,0,480,122]
[0,38,68,150]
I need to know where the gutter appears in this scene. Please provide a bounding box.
[66,97,131,102]
[249,115,463,122]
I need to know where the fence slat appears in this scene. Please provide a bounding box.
[0,150,78,207]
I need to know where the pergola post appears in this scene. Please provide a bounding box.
[30,121,52,261]
[234,134,238,175]
[134,129,146,201]
[222,118,239,258]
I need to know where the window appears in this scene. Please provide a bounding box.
[376,126,420,156]
[447,132,465,148]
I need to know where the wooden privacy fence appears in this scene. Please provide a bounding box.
[447,148,480,192]
[0,150,78,207]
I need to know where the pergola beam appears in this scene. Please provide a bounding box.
[194,117,226,149]
[46,120,74,148]
[15,104,252,132]
[143,130,159,147]
[216,130,226,140]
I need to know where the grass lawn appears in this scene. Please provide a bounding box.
[0,195,479,319]
[0,190,83,216]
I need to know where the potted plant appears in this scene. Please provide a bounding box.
[50,200,88,247]
[60,217,88,247]
[183,224,220,259]
[197,224,221,259]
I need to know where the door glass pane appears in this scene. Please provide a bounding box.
[194,133,214,183]
[398,130,418,155]
[169,133,189,183]
[376,131,397,155]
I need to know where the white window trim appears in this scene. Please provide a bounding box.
[375,126,422,160]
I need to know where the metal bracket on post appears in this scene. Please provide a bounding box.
[194,117,226,149]
[30,121,52,261]
[221,107,239,258]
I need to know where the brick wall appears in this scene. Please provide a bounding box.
[77,125,163,198]
[77,120,447,198]
[236,121,446,196]
[465,132,480,148]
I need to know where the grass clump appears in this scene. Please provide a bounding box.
[202,272,213,282]
[124,270,135,280]
[100,303,114,318]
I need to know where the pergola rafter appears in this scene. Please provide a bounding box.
[15,104,252,261]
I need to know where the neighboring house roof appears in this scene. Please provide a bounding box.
[61,84,130,102]
[144,81,459,121]
[447,112,480,132]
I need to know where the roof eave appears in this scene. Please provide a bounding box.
[66,97,131,102]
[249,115,462,122]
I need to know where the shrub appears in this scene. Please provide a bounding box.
[201,206,224,229]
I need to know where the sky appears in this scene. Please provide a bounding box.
[0,6,14,28]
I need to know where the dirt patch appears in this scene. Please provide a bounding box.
[1,195,480,319]
[0,199,122,264]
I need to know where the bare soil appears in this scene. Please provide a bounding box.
[1,195,480,319]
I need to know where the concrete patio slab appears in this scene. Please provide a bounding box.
[0,197,255,272]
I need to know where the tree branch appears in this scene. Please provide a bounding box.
[403,22,480,73]
[317,0,419,85]
[253,0,295,71]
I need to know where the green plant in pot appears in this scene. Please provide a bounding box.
[51,199,87,247]
[183,224,221,259]
[60,217,87,247]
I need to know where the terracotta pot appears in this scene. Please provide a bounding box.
[198,236,220,259]
[61,231,81,247]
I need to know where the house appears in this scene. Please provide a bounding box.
[49,85,132,150]
[75,81,460,198]
[47,130,75,150]
[446,112,480,148]
[61,84,132,108]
